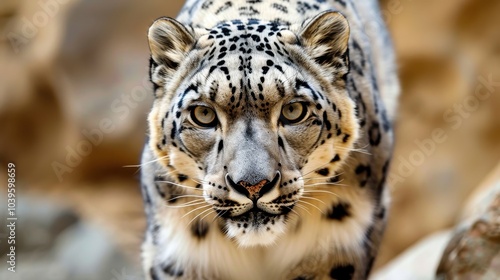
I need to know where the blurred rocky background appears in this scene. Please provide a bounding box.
[0,0,498,279]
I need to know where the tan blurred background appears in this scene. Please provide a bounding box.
[0,0,499,279]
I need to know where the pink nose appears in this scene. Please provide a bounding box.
[237,179,269,198]
[226,172,281,200]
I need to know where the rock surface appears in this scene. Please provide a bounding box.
[373,164,500,279]
[371,230,453,280]
[436,165,500,279]
[0,193,141,280]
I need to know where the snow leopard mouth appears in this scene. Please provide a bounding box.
[229,204,292,225]
[222,204,292,246]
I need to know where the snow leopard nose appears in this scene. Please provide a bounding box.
[226,172,280,200]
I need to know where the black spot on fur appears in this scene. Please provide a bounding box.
[272,3,289,13]
[342,134,350,143]
[327,201,351,221]
[150,267,160,280]
[376,207,386,220]
[329,173,341,184]
[215,1,233,15]
[168,193,179,204]
[364,255,376,279]
[365,224,375,243]
[316,168,329,176]
[149,57,160,91]
[381,109,391,131]
[330,264,354,280]
[152,224,160,244]
[170,121,177,140]
[191,220,210,239]
[335,0,347,7]
[355,164,371,187]
[141,184,152,205]
[276,80,285,97]
[218,140,224,153]
[369,121,381,146]
[178,174,188,182]
[278,136,284,148]
[154,182,166,198]
[245,123,254,137]
[331,154,341,162]
[323,111,332,130]
[162,262,184,277]
[376,161,389,203]
[251,34,261,42]
[296,79,319,100]
[208,65,218,75]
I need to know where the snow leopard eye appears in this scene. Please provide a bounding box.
[280,102,309,125]
[190,106,218,128]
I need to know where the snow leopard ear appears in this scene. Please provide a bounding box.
[148,17,195,75]
[299,11,350,69]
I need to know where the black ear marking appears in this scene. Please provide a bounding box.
[148,17,196,76]
[300,11,350,55]
[299,11,350,71]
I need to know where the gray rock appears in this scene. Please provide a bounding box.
[0,193,142,280]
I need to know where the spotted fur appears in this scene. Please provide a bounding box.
[141,0,399,279]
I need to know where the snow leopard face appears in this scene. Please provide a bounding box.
[147,12,359,246]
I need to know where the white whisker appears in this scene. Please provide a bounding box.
[181,204,213,220]
[210,210,226,225]
[156,181,203,191]
[297,200,325,214]
[200,210,214,222]
[293,204,312,216]
[336,144,372,155]
[301,172,345,181]
[134,155,170,169]
[300,196,327,206]
[165,194,205,203]
[303,181,347,188]
[302,190,340,198]
[161,200,207,209]
[191,178,207,185]
[186,207,215,229]
[301,161,333,177]
[284,205,301,217]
